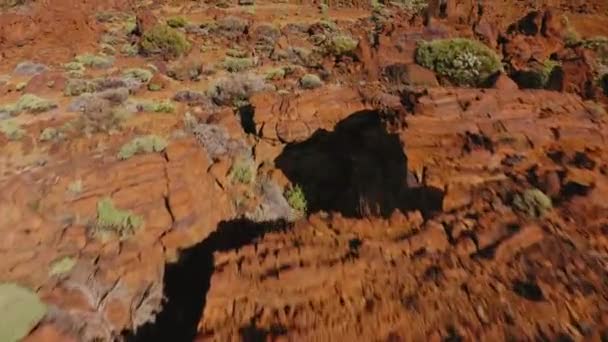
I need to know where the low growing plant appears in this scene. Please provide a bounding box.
[117,135,168,160]
[140,24,191,58]
[415,38,503,86]
[285,184,307,213]
[222,57,256,72]
[93,197,143,239]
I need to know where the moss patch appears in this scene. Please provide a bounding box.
[415,38,502,86]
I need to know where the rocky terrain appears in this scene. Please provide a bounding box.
[1,0,608,341]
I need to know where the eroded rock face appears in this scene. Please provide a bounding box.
[0,138,232,339]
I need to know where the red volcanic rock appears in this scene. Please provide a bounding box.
[492,73,519,91]
[134,10,158,37]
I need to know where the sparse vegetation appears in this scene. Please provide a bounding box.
[93,198,143,239]
[166,16,188,28]
[285,184,307,213]
[74,53,114,68]
[67,179,83,195]
[222,56,257,72]
[123,68,153,83]
[207,73,269,106]
[140,24,191,58]
[415,38,503,86]
[49,256,77,276]
[0,119,24,140]
[265,67,286,80]
[513,188,553,217]
[1,94,57,115]
[117,135,168,160]
[64,79,96,96]
[39,127,65,142]
[300,73,324,89]
[327,34,359,56]
[229,157,256,184]
[138,100,175,113]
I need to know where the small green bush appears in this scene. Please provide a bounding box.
[0,283,47,342]
[49,256,77,276]
[0,119,24,140]
[140,24,191,58]
[67,179,83,195]
[229,158,255,184]
[285,184,307,213]
[123,68,153,83]
[166,16,188,28]
[226,48,249,58]
[74,54,114,68]
[139,100,175,113]
[513,188,552,218]
[94,198,143,239]
[63,61,85,72]
[300,74,323,89]
[121,43,139,56]
[39,127,65,142]
[222,57,256,72]
[327,35,358,56]
[265,67,286,80]
[2,94,57,115]
[118,135,168,160]
[416,38,503,86]
[64,79,96,96]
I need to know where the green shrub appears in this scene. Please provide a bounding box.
[265,67,286,80]
[74,54,114,68]
[49,256,77,276]
[229,158,255,184]
[415,38,503,86]
[285,184,307,213]
[139,100,175,113]
[94,198,143,239]
[166,16,188,28]
[226,48,249,58]
[39,127,65,142]
[140,24,191,58]
[123,68,153,83]
[300,73,323,89]
[222,57,256,72]
[120,44,139,56]
[118,135,168,160]
[67,179,83,195]
[327,35,358,56]
[64,79,96,96]
[148,83,163,91]
[0,119,24,140]
[2,94,57,115]
[0,283,47,342]
[63,61,85,72]
[513,188,552,217]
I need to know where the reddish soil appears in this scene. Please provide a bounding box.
[1,0,608,341]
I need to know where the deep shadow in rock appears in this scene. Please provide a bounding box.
[124,219,291,342]
[275,110,443,218]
